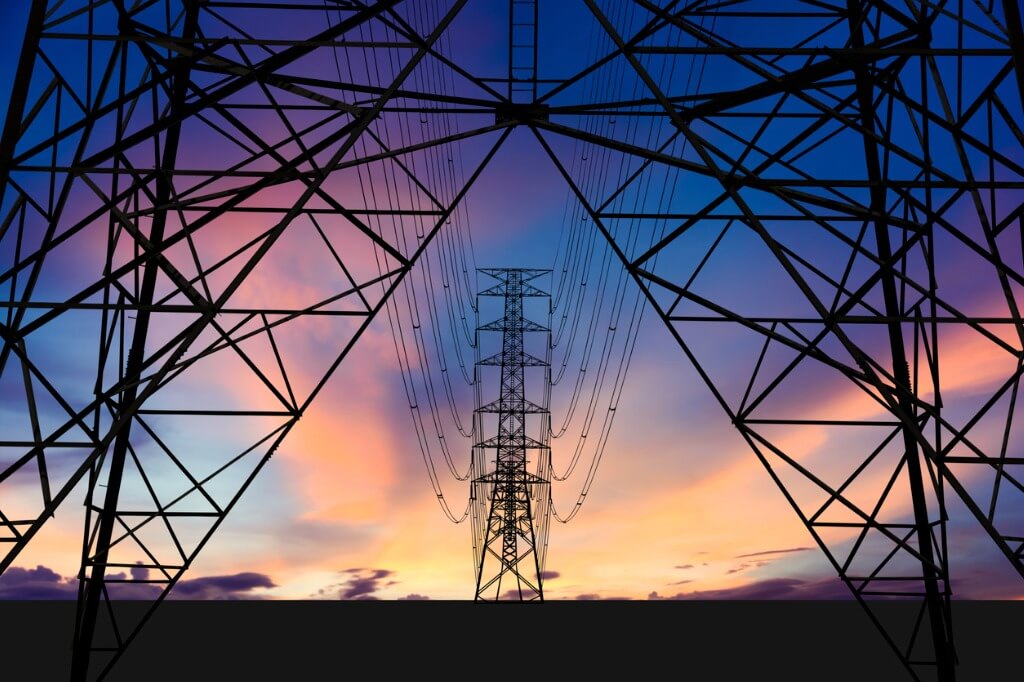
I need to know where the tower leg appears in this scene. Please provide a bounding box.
[71,4,200,679]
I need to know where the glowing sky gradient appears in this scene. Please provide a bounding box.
[1,0,1023,604]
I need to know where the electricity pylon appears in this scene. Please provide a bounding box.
[472,268,550,601]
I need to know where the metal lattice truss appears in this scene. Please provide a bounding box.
[471,268,550,602]
[0,1,1022,680]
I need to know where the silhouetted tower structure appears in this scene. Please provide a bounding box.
[2,1,1023,678]
[473,268,550,601]
[507,0,538,103]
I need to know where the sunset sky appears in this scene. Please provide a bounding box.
[1,0,1022,606]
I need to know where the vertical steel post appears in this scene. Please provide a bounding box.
[71,3,200,679]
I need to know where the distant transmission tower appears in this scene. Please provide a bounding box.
[471,268,551,601]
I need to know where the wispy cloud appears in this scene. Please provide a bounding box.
[316,568,395,600]
[735,547,813,559]
[648,577,851,600]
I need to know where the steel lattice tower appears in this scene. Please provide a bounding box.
[472,268,550,602]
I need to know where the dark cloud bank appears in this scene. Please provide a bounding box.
[314,568,427,601]
[0,565,274,600]
[648,577,852,601]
